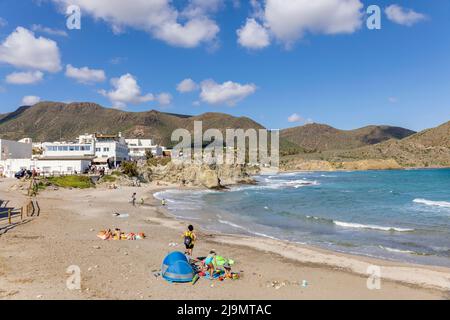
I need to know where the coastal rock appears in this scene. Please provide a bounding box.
[143,162,255,189]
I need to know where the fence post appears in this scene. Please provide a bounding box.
[8,208,11,224]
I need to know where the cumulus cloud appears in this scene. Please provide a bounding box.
[177,78,199,93]
[288,113,313,124]
[53,0,221,48]
[156,92,173,106]
[237,18,270,49]
[22,95,41,105]
[5,71,44,85]
[31,24,68,37]
[238,0,364,49]
[0,27,61,72]
[200,79,257,106]
[65,64,106,84]
[385,5,427,27]
[99,73,154,109]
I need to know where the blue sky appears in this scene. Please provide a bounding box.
[0,0,449,131]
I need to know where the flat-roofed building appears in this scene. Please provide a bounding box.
[125,138,164,160]
[0,139,32,160]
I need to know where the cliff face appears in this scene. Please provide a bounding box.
[141,162,255,189]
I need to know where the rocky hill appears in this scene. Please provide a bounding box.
[0,102,265,147]
[281,123,415,152]
[282,121,450,170]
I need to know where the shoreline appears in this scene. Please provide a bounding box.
[153,186,450,292]
[1,179,449,299]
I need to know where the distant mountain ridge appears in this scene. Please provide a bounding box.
[0,102,265,146]
[0,102,448,169]
[281,123,416,152]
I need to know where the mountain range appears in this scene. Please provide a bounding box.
[0,102,449,168]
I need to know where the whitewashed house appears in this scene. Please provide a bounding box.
[0,139,33,177]
[125,138,164,160]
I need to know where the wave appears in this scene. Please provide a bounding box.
[304,215,414,232]
[333,221,414,232]
[413,198,450,208]
[232,179,319,191]
[306,215,334,223]
[379,246,430,256]
[217,219,280,240]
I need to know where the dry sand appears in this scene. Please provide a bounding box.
[1,178,449,300]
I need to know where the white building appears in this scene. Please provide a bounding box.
[0,139,32,160]
[125,138,164,160]
[0,139,33,177]
[93,133,129,166]
[0,157,93,177]
[40,133,129,169]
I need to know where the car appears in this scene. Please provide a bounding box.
[14,169,26,179]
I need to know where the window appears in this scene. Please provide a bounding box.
[95,148,101,152]
[103,147,110,152]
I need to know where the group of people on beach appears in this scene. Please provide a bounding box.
[182,224,234,280]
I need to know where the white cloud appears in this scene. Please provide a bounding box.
[31,24,68,37]
[65,64,106,84]
[385,5,427,27]
[239,0,364,49]
[177,78,199,93]
[237,18,270,49]
[288,113,313,124]
[200,79,257,106]
[288,113,302,123]
[22,95,41,105]
[0,27,61,72]
[156,92,172,106]
[99,73,154,108]
[53,0,221,48]
[5,71,44,85]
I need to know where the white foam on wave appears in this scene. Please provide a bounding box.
[413,198,450,208]
[231,179,319,192]
[333,221,414,232]
[218,219,280,240]
[379,246,416,255]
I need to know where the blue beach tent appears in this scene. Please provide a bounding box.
[161,251,194,283]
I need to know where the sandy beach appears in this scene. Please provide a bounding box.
[1,178,449,300]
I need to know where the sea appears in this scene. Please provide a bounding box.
[155,169,450,267]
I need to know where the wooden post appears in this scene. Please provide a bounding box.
[35,201,40,217]
[8,208,11,224]
[21,207,23,221]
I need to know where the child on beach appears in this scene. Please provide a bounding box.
[183,225,196,256]
[204,250,217,279]
[131,193,136,206]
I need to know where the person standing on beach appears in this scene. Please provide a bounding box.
[183,225,197,256]
[131,193,136,207]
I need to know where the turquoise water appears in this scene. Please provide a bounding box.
[155,169,450,267]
